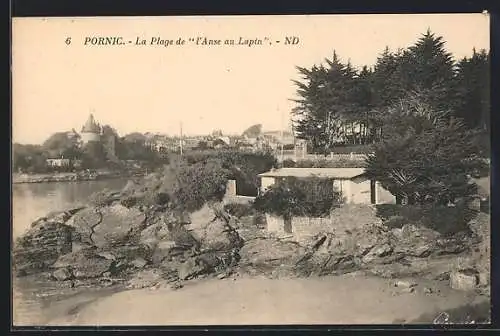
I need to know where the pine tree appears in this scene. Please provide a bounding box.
[365,95,485,205]
[395,29,458,114]
[292,51,358,153]
[454,48,490,131]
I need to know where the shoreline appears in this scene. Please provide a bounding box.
[12,171,146,184]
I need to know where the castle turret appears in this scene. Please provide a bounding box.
[80,114,101,143]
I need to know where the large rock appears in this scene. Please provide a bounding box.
[52,248,113,279]
[186,204,243,252]
[239,238,306,268]
[450,269,478,291]
[13,221,74,275]
[362,243,393,264]
[391,224,441,258]
[178,258,208,280]
[30,207,84,228]
[69,207,102,244]
[92,204,146,248]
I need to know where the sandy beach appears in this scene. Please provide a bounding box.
[14,273,488,326]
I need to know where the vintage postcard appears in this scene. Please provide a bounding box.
[12,13,490,326]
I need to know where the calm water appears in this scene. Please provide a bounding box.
[12,178,129,239]
[12,178,129,326]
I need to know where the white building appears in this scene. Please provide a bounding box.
[258,167,396,205]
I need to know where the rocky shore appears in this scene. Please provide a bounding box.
[12,182,491,324]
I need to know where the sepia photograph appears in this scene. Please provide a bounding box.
[11,13,490,326]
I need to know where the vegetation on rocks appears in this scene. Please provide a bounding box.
[253,176,342,219]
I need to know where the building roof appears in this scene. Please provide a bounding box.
[258,167,366,179]
[81,114,101,133]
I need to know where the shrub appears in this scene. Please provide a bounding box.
[120,196,138,208]
[384,215,406,229]
[376,203,478,235]
[253,176,341,218]
[224,202,254,218]
[282,159,296,168]
[295,159,366,168]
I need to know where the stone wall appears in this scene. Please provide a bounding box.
[265,205,379,243]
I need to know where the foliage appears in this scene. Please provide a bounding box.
[282,159,297,168]
[224,202,254,218]
[42,132,82,159]
[81,142,108,169]
[365,95,485,206]
[12,144,48,173]
[253,176,341,218]
[375,203,478,235]
[291,29,490,156]
[183,149,277,196]
[122,150,274,212]
[242,124,263,138]
[294,158,366,168]
[170,159,230,212]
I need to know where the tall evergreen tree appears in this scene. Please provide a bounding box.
[292,51,358,153]
[455,48,490,131]
[395,29,458,114]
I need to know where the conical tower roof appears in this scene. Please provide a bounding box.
[81,114,101,133]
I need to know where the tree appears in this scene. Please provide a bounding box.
[81,142,107,169]
[253,177,341,219]
[292,51,358,154]
[42,132,82,159]
[242,124,262,138]
[454,49,490,131]
[365,95,485,206]
[395,29,458,114]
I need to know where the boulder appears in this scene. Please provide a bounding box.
[178,257,208,280]
[92,204,146,248]
[362,243,393,264]
[186,204,243,252]
[30,207,84,228]
[52,267,73,281]
[131,257,148,269]
[13,221,74,275]
[392,224,441,258]
[239,238,306,268]
[126,268,164,289]
[139,223,162,250]
[52,248,113,279]
[69,207,102,244]
[450,269,478,291]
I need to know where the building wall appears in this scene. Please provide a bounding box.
[225,180,237,197]
[375,181,396,204]
[81,132,100,143]
[265,204,380,243]
[349,176,372,204]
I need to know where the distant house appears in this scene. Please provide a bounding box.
[258,167,396,205]
[46,158,71,168]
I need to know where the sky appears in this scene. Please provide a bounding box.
[12,14,489,144]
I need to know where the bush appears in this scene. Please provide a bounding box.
[295,159,366,168]
[376,204,478,235]
[253,176,341,218]
[224,203,254,218]
[282,159,296,168]
[384,215,406,229]
[120,196,138,208]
